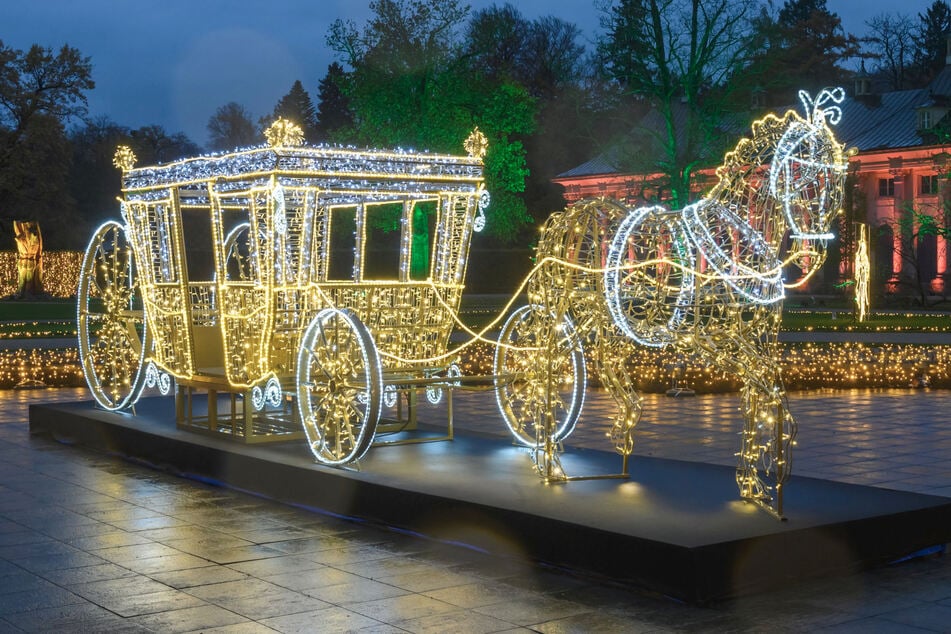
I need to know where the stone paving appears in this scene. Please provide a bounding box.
[0,386,950,632]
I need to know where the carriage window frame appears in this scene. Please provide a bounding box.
[325,205,359,282]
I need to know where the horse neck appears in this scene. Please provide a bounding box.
[706,160,786,252]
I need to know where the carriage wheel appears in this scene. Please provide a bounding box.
[296,308,382,465]
[494,304,586,447]
[77,221,150,410]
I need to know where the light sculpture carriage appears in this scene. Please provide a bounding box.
[78,90,848,519]
[78,121,488,465]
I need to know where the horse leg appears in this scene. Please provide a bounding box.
[598,337,642,475]
[736,369,796,518]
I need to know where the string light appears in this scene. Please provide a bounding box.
[8,338,949,391]
[855,224,870,322]
[77,221,151,411]
[0,251,83,297]
[78,123,486,464]
[501,89,848,518]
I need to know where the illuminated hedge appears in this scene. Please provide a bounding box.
[0,339,947,391]
[458,341,951,393]
[0,251,82,298]
[0,348,85,389]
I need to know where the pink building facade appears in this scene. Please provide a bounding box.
[553,63,951,297]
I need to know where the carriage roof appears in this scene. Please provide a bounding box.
[119,143,485,201]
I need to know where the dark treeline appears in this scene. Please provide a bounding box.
[2,0,950,249]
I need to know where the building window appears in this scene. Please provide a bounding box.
[919,110,933,130]
[878,178,895,197]
[921,174,940,195]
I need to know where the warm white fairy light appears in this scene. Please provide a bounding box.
[296,307,382,465]
[494,90,848,518]
[494,304,586,449]
[78,122,485,464]
[855,223,870,322]
[77,221,150,411]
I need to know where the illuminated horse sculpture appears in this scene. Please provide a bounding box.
[494,89,849,517]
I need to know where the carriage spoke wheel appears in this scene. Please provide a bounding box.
[296,308,382,465]
[494,304,586,447]
[77,221,150,410]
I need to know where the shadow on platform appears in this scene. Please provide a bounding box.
[29,397,951,604]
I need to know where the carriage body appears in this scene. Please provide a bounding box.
[120,142,484,387]
[79,129,485,461]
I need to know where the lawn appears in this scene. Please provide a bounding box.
[781,310,951,332]
[0,300,75,322]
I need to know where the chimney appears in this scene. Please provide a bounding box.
[854,61,871,97]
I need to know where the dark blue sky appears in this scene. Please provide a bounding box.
[0,0,926,147]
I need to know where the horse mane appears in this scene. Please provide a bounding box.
[710,110,804,195]
[706,109,806,235]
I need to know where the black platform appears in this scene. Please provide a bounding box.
[29,397,951,604]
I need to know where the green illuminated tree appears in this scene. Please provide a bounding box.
[327,0,535,242]
[598,0,758,210]
[889,202,951,306]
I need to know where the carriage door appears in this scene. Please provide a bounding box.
[124,191,196,377]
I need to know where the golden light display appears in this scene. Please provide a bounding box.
[0,251,82,298]
[855,223,871,322]
[263,118,305,147]
[493,89,849,518]
[76,97,851,519]
[113,145,137,172]
[78,121,486,464]
[464,127,489,159]
[14,338,951,391]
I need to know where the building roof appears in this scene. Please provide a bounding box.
[557,66,951,181]
[836,89,928,152]
[557,149,623,178]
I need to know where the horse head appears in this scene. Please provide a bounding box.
[769,88,850,285]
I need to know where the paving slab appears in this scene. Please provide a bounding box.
[30,396,951,603]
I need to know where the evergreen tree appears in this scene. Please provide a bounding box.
[265,80,318,141]
[771,0,859,96]
[314,63,353,142]
[778,0,829,25]
[913,1,951,84]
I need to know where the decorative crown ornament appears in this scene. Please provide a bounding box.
[464,127,489,159]
[113,146,137,172]
[264,118,305,148]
